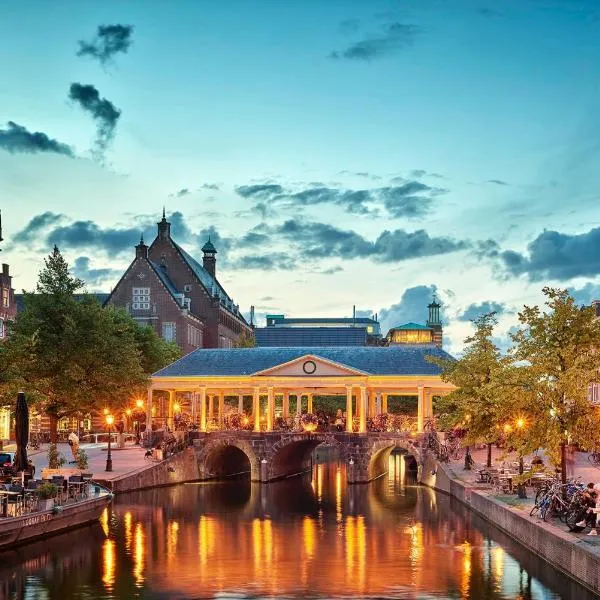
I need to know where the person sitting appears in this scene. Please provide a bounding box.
[576,483,598,535]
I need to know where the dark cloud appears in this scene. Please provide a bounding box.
[235,180,444,218]
[330,22,419,61]
[488,179,508,185]
[270,219,468,262]
[320,266,344,275]
[239,231,270,247]
[0,121,74,157]
[77,24,134,64]
[171,188,190,198]
[500,227,600,281]
[458,301,506,321]
[378,285,439,334]
[12,212,66,244]
[68,83,121,159]
[232,253,296,271]
[72,256,120,287]
[200,183,220,190]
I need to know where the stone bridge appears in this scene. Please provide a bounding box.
[193,431,428,484]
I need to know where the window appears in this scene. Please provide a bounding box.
[184,284,192,292]
[1,289,8,308]
[219,335,233,348]
[589,383,600,405]
[132,287,150,310]
[0,318,4,338]
[162,322,176,342]
[187,324,202,347]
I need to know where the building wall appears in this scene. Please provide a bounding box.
[0,263,16,339]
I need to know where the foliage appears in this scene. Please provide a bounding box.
[429,313,510,446]
[233,330,256,348]
[274,416,293,431]
[0,247,179,437]
[371,413,395,432]
[76,448,89,470]
[300,413,318,430]
[47,443,66,469]
[504,288,600,480]
[36,483,59,499]
[224,411,246,430]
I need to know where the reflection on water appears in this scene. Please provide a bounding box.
[0,449,594,599]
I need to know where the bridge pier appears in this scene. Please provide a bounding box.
[193,431,425,484]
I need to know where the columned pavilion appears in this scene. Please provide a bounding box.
[148,346,455,434]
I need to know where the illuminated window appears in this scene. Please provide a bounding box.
[392,329,432,344]
[367,326,373,333]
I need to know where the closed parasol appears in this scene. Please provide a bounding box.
[14,391,29,472]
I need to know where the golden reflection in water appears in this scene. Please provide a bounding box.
[344,516,366,593]
[167,521,179,563]
[460,541,472,599]
[252,518,262,576]
[335,466,342,523]
[404,521,423,579]
[133,522,145,587]
[198,515,215,568]
[123,511,132,553]
[317,463,323,502]
[102,538,115,591]
[99,507,110,536]
[491,545,504,589]
[302,516,316,560]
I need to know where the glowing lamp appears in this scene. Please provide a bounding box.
[125,409,132,416]
[516,418,525,429]
[173,403,181,413]
[503,424,512,434]
[136,399,144,409]
[106,414,114,426]
[103,408,109,415]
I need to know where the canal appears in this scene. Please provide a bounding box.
[0,450,594,599]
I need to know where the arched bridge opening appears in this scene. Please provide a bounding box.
[198,440,257,480]
[367,441,420,483]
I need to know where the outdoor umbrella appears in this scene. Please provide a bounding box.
[14,391,29,472]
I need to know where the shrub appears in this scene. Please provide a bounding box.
[76,448,89,470]
[36,482,59,499]
[48,443,66,469]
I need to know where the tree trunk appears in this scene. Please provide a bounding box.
[560,441,567,484]
[49,413,58,444]
[487,443,492,468]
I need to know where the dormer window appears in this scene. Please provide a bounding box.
[184,284,192,292]
[132,287,150,310]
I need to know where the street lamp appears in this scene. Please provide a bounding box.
[105,414,114,472]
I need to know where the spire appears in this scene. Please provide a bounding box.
[157,209,171,240]
[136,231,148,259]
[140,232,144,245]
[0,209,3,250]
[162,206,166,220]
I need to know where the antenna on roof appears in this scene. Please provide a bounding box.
[250,305,255,328]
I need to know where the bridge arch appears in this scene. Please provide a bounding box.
[267,433,346,481]
[365,438,421,482]
[197,438,259,480]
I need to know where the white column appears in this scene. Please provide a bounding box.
[346,386,353,433]
[283,392,289,418]
[253,387,261,432]
[208,394,214,422]
[238,394,244,414]
[368,390,375,418]
[375,392,382,416]
[267,387,274,431]
[146,388,153,429]
[382,393,388,414]
[218,391,224,428]
[359,387,367,433]
[417,385,424,432]
[167,390,174,430]
[191,392,198,425]
[199,387,207,432]
[308,393,313,414]
[296,392,302,415]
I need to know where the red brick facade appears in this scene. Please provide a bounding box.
[104,213,251,354]
[0,263,16,340]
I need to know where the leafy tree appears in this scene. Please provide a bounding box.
[0,246,179,440]
[507,287,600,483]
[233,330,256,348]
[430,313,509,467]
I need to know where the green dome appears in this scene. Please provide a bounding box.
[202,237,217,253]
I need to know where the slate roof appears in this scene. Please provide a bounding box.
[269,316,377,325]
[389,322,432,331]
[148,261,181,301]
[153,345,453,377]
[255,326,367,347]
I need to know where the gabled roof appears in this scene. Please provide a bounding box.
[152,344,453,377]
[148,261,180,301]
[389,322,432,331]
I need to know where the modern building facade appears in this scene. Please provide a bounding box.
[104,211,251,354]
[387,299,443,348]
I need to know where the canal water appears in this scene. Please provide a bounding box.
[0,450,595,599]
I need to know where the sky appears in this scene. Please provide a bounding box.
[1,0,600,354]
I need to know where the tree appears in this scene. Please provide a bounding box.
[233,330,256,348]
[0,247,179,440]
[430,313,509,467]
[508,287,600,483]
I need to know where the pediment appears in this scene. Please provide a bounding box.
[253,354,367,377]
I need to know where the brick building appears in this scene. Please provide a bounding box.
[104,211,251,354]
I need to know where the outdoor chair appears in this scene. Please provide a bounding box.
[68,475,84,500]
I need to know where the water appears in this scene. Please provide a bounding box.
[0,450,594,599]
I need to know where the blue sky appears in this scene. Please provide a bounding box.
[1,0,600,352]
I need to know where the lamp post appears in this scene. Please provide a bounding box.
[515,417,527,499]
[105,414,114,472]
[134,399,144,444]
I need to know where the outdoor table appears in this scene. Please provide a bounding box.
[68,481,86,500]
[0,490,22,517]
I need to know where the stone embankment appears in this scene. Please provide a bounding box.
[424,455,600,595]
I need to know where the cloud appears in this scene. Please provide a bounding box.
[232,253,296,271]
[568,282,600,306]
[378,285,439,333]
[499,227,600,281]
[200,183,220,191]
[269,219,468,262]
[12,212,66,244]
[235,180,445,218]
[320,266,343,275]
[0,121,74,157]
[72,256,120,287]
[488,179,508,185]
[171,188,190,197]
[330,21,419,61]
[77,24,134,64]
[457,301,507,321]
[68,83,121,159]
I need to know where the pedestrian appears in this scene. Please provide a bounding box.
[576,483,598,535]
[68,431,79,463]
[26,459,35,478]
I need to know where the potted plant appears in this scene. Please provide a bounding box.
[300,413,318,433]
[36,483,59,511]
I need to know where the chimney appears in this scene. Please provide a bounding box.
[352,305,356,327]
[202,237,217,278]
[250,305,255,327]
[135,234,148,259]
[157,208,171,241]
[1,263,8,277]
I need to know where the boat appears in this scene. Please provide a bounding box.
[0,483,112,550]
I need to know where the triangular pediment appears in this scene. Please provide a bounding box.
[253,354,367,377]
